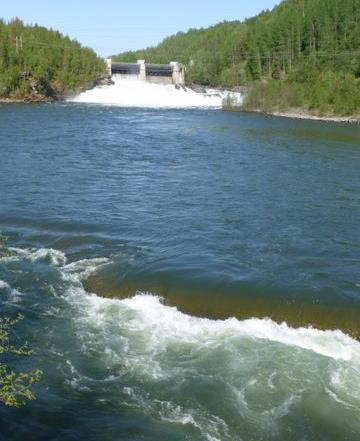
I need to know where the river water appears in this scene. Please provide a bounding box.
[0,102,359,440]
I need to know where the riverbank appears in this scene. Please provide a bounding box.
[223,103,360,124]
[264,108,360,124]
[2,84,359,125]
[0,97,52,103]
[0,81,235,106]
[0,74,113,104]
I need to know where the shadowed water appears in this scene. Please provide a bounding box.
[0,103,359,440]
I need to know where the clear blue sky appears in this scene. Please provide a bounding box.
[1,0,280,56]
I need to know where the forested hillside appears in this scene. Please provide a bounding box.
[114,0,360,116]
[0,19,105,101]
[114,21,245,86]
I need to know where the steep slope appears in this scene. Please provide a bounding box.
[113,0,360,116]
[0,19,105,101]
[242,0,360,115]
[113,21,246,87]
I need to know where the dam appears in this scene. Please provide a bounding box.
[106,59,185,85]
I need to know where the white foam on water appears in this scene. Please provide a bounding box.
[9,247,67,266]
[3,247,359,438]
[122,386,228,441]
[118,294,359,362]
[0,280,23,303]
[0,280,10,290]
[59,284,360,438]
[61,257,110,281]
[56,253,360,365]
[4,246,359,364]
[69,77,237,109]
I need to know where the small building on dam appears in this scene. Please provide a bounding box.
[106,59,185,85]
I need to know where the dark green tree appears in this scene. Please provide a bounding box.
[0,18,105,99]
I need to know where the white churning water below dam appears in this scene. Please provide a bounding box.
[69,76,243,109]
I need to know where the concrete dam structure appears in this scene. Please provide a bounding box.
[106,59,185,85]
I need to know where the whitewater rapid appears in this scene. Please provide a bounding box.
[2,246,360,440]
[3,246,360,363]
[69,76,241,108]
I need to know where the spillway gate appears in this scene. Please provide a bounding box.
[106,59,185,85]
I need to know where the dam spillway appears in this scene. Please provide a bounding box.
[111,62,140,76]
[107,59,185,85]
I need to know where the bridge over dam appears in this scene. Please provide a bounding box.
[106,59,185,86]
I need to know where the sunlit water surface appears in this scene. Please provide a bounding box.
[0,103,359,440]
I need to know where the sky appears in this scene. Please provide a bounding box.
[1,0,280,56]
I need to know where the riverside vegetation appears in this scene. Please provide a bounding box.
[1,0,359,114]
[0,315,42,407]
[0,237,42,407]
[0,18,105,101]
[114,0,360,118]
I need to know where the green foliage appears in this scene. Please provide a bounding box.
[0,18,105,99]
[241,80,305,112]
[113,0,360,115]
[243,71,360,116]
[0,314,42,407]
[240,0,360,115]
[113,21,246,87]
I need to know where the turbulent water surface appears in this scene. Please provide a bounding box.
[0,97,360,440]
[70,77,226,108]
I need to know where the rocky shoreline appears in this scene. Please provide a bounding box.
[266,109,360,124]
[2,79,359,125]
[0,74,114,104]
[223,103,360,124]
[0,97,51,104]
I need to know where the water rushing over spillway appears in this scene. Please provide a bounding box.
[69,76,240,108]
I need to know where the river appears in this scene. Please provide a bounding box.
[0,102,359,440]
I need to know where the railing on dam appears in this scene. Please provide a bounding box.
[106,59,185,85]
